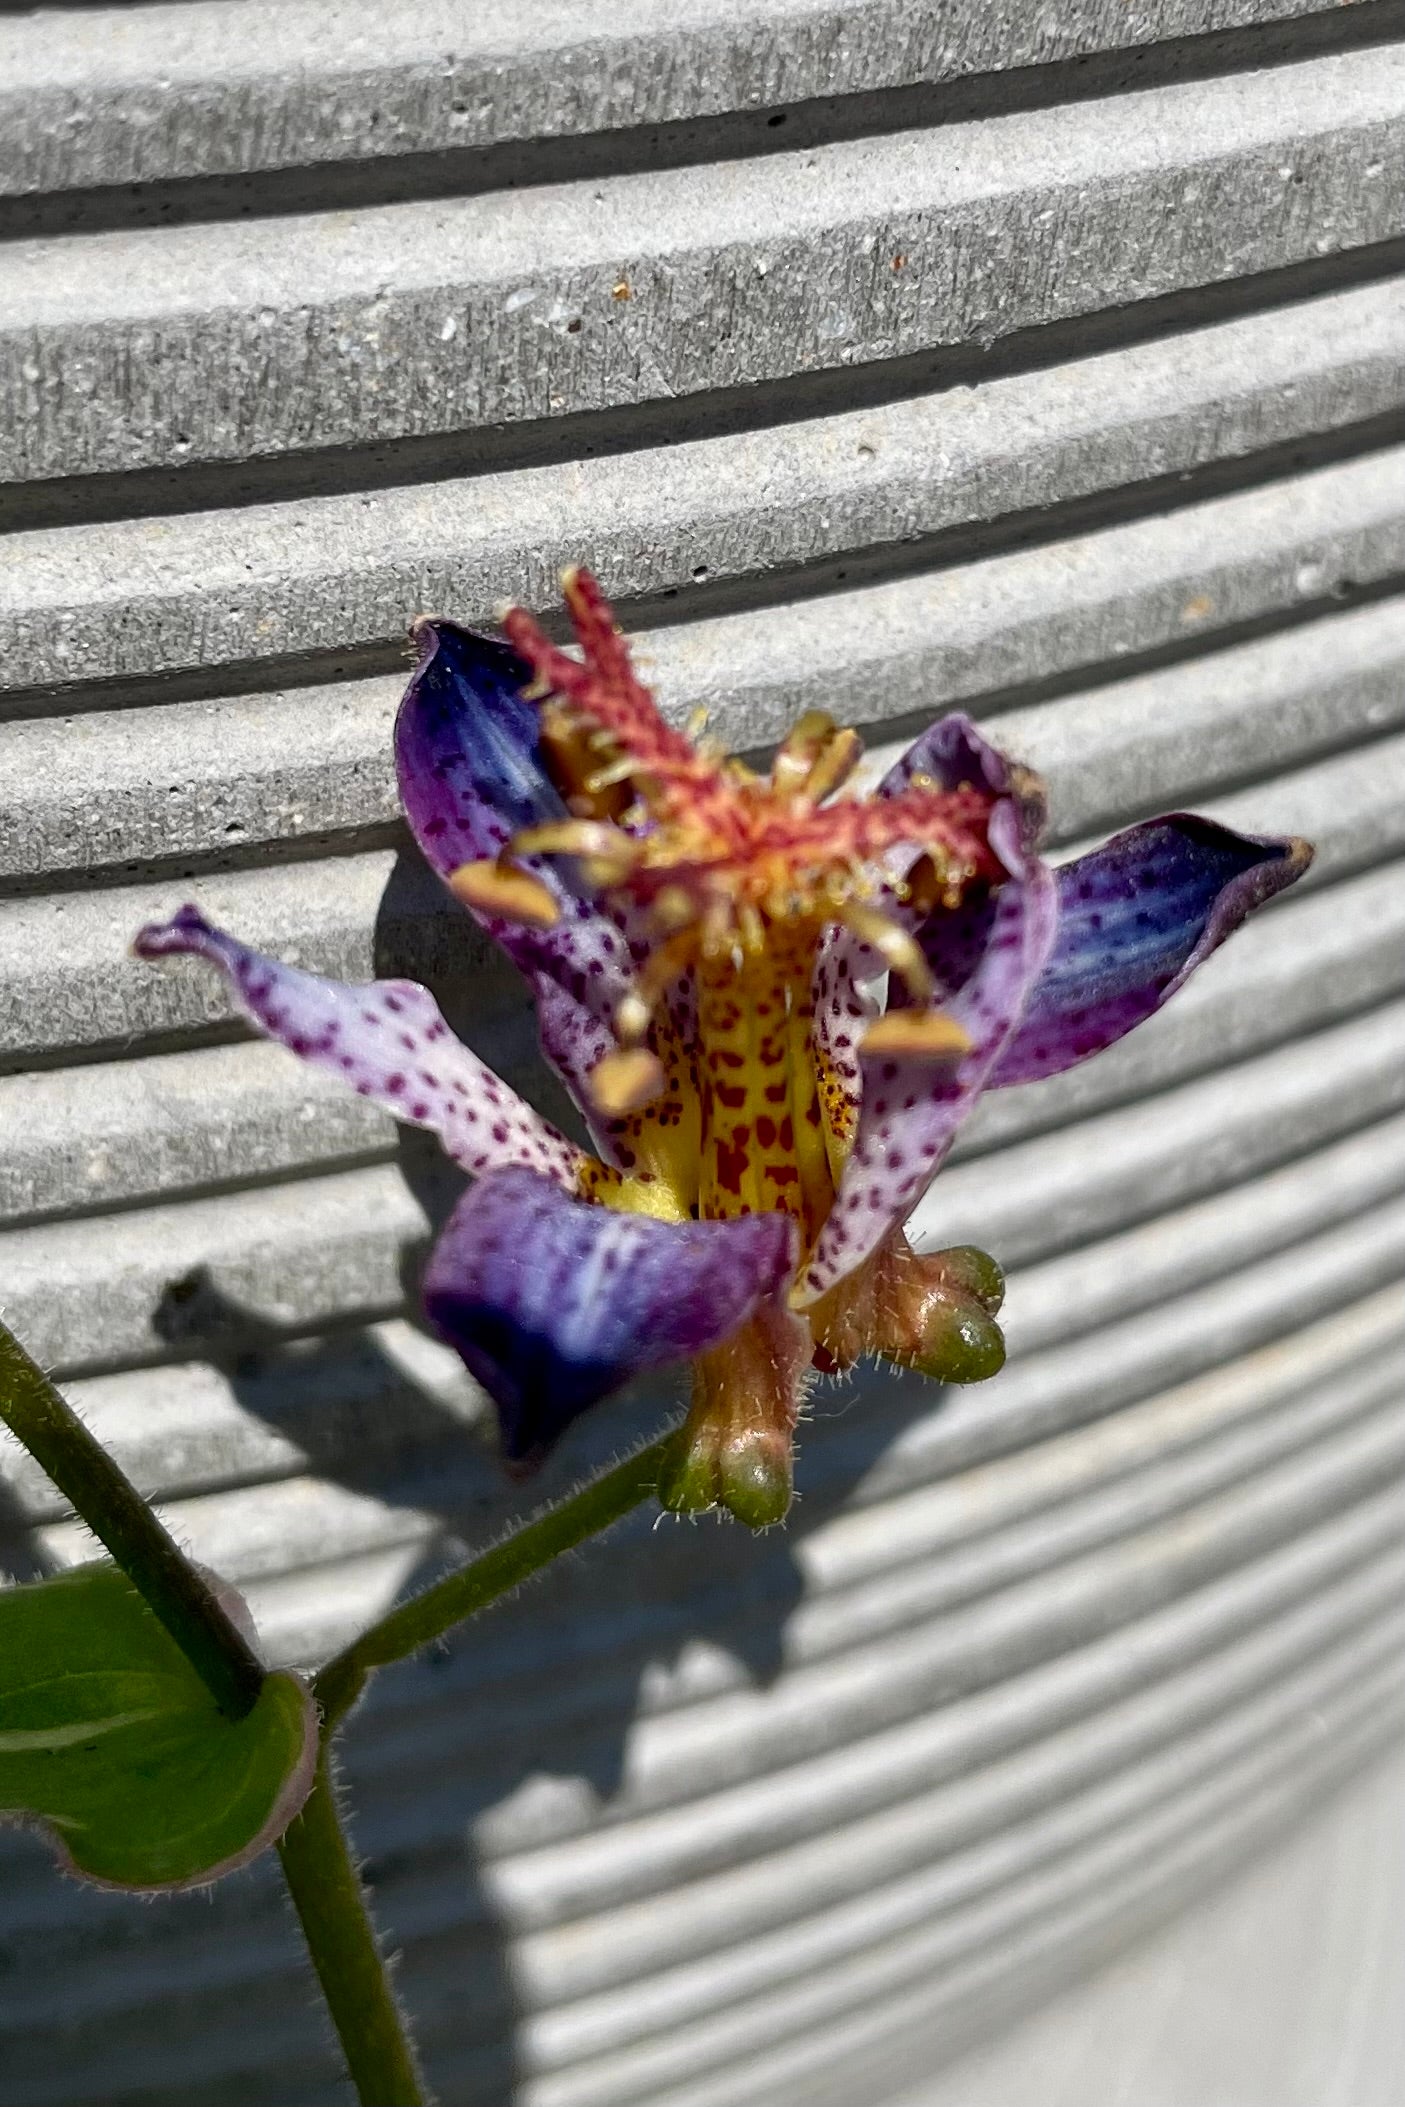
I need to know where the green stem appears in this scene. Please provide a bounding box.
[0,1321,263,1719]
[315,1436,667,1731]
[277,1755,428,2107]
[0,1321,425,2099]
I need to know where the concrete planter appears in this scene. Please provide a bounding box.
[2,4,1403,2101]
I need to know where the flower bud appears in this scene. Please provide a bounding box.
[809,1229,1006,1384]
[900,1292,1006,1384]
[657,1304,809,1530]
[657,1416,793,1530]
[927,1243,1005,1315]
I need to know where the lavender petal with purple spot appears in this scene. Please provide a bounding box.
[811,927,874,1148]
[396,619,637,1118]
[134,906,583,1188]
[810,724,1010,1134]
[797,798,1058,1304]
[423,1166,798,1466]
[988,816,1312,1088]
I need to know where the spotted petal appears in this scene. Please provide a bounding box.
[810,713,1037,1158]
[988,817,1313,1087]
[134,906,583,1188]
[423,1166,798,1468]
[797,796,1057,1305]
[396,619,636,1111]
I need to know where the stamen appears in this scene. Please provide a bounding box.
[771,711,864,803]
[861,1010,972,1059]
[772,711,839,796]
[737,902,766,956]
[537,703,634,822]
[803,726,863,804]
[584,757,643,795]
[839,903,936,1005]
[614,929,701,1046]
[587,1047,667,1115]
[512,819,644,887]
[449,858,560,928]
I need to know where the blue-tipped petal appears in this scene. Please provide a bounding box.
[422,1167,798,1468]
[396,618,637,1112]
[133,906,583,1189]
[396,620,564,867]
[988,816,1313,1088]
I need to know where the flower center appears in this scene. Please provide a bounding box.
[451,568,1001,1243]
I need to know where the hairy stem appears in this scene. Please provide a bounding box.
[0,1320,263,1719]
[278,1755,428,2107]
[315,1436,667,1731]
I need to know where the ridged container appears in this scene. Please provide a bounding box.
[2,3,1404,2102]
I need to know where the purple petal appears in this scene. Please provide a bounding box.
[422,1167,798,1466]
[796,800,1058,1305]
[988,816,1313,1088]
[134,906,583,1188]
[809,717,1040,1146]
[396,619,636,1110]
[877,711,1047,856]
[396,620,562,860]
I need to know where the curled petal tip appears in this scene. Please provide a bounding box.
[131,902,211,960]
[407,613,446,670]
[588,1047,667,1116]
[861,1010,972,1060]
[449,858,561,927]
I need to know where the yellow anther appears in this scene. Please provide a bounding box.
[700,897,736,960]
[840,902,936,1005]
[861,1010,972,1060]
[514,818,619,857]
[613,928,700,1045]
[615,991,653,1045]
[584,756,642,794]
[737,902,766,956]
[513,819,644,886]
[449,858,560,928]
[772,710,841,797]
[770,712,864,804]
[588,1047,667,1115]
[652,885,696,930]
[803,726,863,803]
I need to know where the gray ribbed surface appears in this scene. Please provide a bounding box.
[2,4,1404,2104]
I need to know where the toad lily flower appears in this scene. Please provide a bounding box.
[135,571,1311,1527]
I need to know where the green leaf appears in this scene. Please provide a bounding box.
[0,1562,316,1890]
